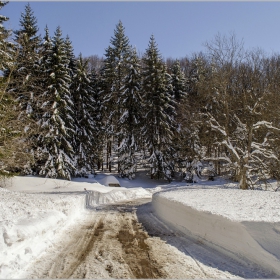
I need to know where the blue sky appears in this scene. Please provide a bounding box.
[2,2,280,59]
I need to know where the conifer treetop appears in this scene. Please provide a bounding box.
[17,3,39,39]
[143,35,163,64]
[109,20,131,59]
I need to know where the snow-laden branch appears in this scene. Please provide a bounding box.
[207,114,227,136]
[221,140,240,162]
[252,121,280,131]
[204,156,232,164]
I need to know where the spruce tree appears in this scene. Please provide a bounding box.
[3,3,42,174]
[102,21,131,171]
[64,35,77,79]
[170,59,187,103]
[89,68,106,171]
[0,1,13,72]
[117,48,143,179]
[34,25,52,173]
[72,54,96,175]
[142,35,176,181]
[10,3,41,118]
[0,1,30,174]
[37,26,75,180]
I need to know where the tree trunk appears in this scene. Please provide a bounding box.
[106,141,109,170]
[239,168,248,190]
[109,140,112,172]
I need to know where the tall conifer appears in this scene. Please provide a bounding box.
[142,35,176,181]
[117,48,143,178]
[72,54,96,175]
[37,26,75,179]
[102,21,131,171]
[10,3,41,118]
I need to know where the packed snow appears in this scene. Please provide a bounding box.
[155,188,280,222]
[0,173,280,278]
[153,187,280,276]
[0,174,152,278]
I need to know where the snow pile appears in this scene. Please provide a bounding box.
[156,188,280,222]
[86,187,151,207]
[10,176,114,193]
[0,175,152,278]
[98,175,121,187]
[0,188,85,279]
[152,188,280,276]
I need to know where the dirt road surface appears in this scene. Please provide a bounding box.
[24,199,274,279]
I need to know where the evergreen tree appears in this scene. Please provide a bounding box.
[9,3,41,118]
[117,48,143,179]
[64,35,76,79]
[3,3,43,174]
[37,26,75,180]
[142,35,176,181]
[170,59,187,103]
[0,1,13,71]
[72,53,96,175]
[34,25,52,172]
[0,1,31,174]
[89,68,106,171]
[102,21,132,171]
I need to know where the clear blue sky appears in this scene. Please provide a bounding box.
[2,2,280,59]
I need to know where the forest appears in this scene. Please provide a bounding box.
[1,2,280,190]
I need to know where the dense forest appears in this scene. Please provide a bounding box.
[1,2,280,190]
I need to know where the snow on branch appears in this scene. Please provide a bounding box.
[204,156,232,164]
[207,114,227,136]
[221,139,240,161]
[252,121,280,131]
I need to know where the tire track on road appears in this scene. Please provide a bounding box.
[24,199,271,279]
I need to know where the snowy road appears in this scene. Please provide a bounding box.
[23,198,274,279]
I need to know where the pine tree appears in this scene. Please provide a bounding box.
[9,3,42,118]
[102,21,132,171]
[117,48,143,179]
[72,53,97,175]
[89,68,106,171]
[64,35,77,79]
[0,1,31,174]
[34,25,52,173]
[170,59,187,103]
[142,35,176,181]
[37,26,75,180]
[2,3,43,174]
[0,1,13,71]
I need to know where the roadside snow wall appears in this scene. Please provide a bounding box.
[0,188,85,279]
[85,187,151,207]
[152,193,280,276]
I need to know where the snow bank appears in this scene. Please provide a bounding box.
[152,188,280,276]
[86,187,151,207]
[0,175,153,278]
[0,188,85,279]
[10,175,118,193]
[98,175,121,187]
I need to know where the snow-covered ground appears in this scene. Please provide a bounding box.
[0,174,152,278]
[0,173,279,278]
[153,187,280,276]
